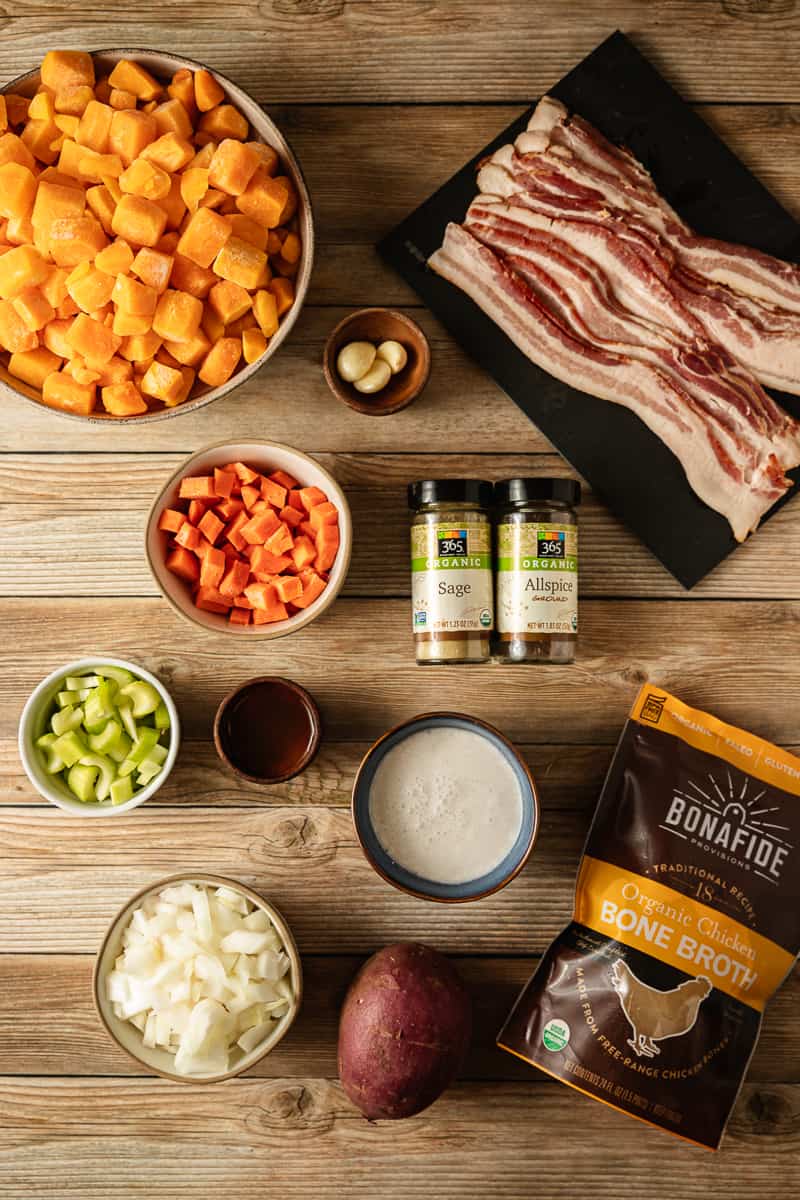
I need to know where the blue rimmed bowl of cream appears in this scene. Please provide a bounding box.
[351,712,539,903]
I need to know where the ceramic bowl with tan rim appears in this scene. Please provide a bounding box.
[0,48,314,423]
[146,439,352,637]
[93,872,302,1083]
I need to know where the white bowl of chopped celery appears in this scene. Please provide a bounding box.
[18,657,180,815]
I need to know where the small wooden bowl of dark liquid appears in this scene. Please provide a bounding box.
[214,677,321,784]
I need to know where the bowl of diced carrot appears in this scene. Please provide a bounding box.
[0,48,313,421]
[146,440,352,636]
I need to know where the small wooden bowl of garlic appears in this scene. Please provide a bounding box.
[323,308,431,416]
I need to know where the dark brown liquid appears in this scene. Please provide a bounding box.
[219,681,316,780]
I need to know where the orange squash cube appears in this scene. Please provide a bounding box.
[198,187,225,211]
[235,172,288,228]
[20,119,61,166]
[95,237,134,276]
[54,113,80,138]
[109,88,137,111]
[269,276,294,318]
[54,85,94,117]
[48,215,108,267]
[28,91,56,123]
[208,139,260,197]
[198,335,241,387]
[0,132,35,172]
[152,98,193,140]
[241,325,267,364]
[194,70,225,113]
[0,163,36,221]
[163,328,210,366]
[154,174,186,231]
[0,298,38,351]
[201,304,224,343]
[190,142,217,171]
[111,193,167,247]
[119,157,171,201]
[180,166,209,213]
[176,206,230,268]
[119,328,162,361]
[67,264,115,312]
[93,354,133,386]
[199,104,248,142]
[226,213,268,252]
[76,100,113,153]
[281,231,301,265]
[0,244,50,298]
[151,288,203,343]
[8,344,61,388]
[140,359,184,403]
[42,316,74,357]
[112,308,152,336]
[252,288,279,338]
[5,214,33,246]
[42,368,95,414]
[102,173,123,202]
[208,279,251,325]
[213,237,267,291]
[41,51,95,92]
[77,149,124,183]
[67,311,122,364]
[5,94,29,126]
[111,272,158,316]
[57,138,87,179]
[142,132,194,173]
[167,69,196,118]
[84,184,116,235]
[101,379,147,415]
[108,109,158,166]
[107,59,161,102]
[131,246,173,293]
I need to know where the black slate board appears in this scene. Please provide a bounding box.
[377,31,800,588]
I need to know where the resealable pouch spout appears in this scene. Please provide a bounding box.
[498,686,800,1148]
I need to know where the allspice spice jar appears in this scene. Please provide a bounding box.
[408,479,494,664]
[494,477,581,664]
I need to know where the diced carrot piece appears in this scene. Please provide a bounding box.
[266,469,296,491]
[175,521,201,550]
[278,505,302,530]
[225,509,249,551]
[292,570,327,609]
[299,518,315,539]
[235,173,287,227]
[241,483,261,510]
[219,558,250,598]
[240,509,280,544]
[263,522,294,557]
[243,581,276,610]
[252,601,288,625]
[215,496,244,520]
[309,500,339,532]
[315,523,340,571]
[197,508,224,544]
[298,486,327,512]
[213,468,236,498]
[108,60,161,102]
[229,461,259,484]
[260,477,287,509]
[194,69,225,112]
[287,488,305,513]
[269,276,294,317]
[273,574,303,603]
[41,368,96,414]
[199,546,226,588]
[158,507,185,533]
[195,585,231,613]
[185,500,206,526]
[208,278,250,325]
[179,475,217,500]
[251,550,292,577]
[199,104,248,141]
[101,379,147,415]
[291,534,316,571]
[197,335,240,386]
[176,206,230,268]
[41,51,95,92]
[152,288,203,342]
[228,606,251,626]
[208,139,260,196]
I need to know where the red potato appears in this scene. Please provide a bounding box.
[338,943,472,1120]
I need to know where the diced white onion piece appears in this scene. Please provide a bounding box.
[214,886,249,914]
[191,886,213,944]
[160,884,198,908]
[237,1021,272,1054]
[242,909,269,932]
[219,930,273,955]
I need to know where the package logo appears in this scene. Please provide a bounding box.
[437,528,468,557]
[537,530,566,558]
[640,693,667,724]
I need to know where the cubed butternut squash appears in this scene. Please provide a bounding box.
[226,212,267,251]
[162,328,210,366]
[42,316,75,357]
[180,166,209,213]
[67,265,115,312]
[66,311,122,364]
[208,279,251,325]
[235,172,288,228]
[198,104,248,141]
[42,368,95,414]
[130,246,173,293]
[252,288,279,337]
[84,183,116,234]
[119,328,162,362]
[0,132,36,172]
[0,244,50,298]
[108,109,158,165]
[111,193,167,247]
[109,88,137,111]
[0,298,38,351]
[47,214,108,266]
[142,131,194,173]
[241,325,267,363]
[167,69,196,118]
[176,206,230,268]
[198,335,241,386]
[269,276,294,317]
[54,85,94,117]
[8,344,61,388]
[152,98,193,140]
[41,51,95,92]
[213,236,267,290]
[95,237,134,275]
[208,139,260,196]
[76,100,113,153]
[107,59,161,102]
[140,358,184,403]
[101,379,147,415]
[194,69,225,113]
[151,287,203,342]
[0,163,36,221]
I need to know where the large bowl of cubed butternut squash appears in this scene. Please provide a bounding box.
[0,49,313,420]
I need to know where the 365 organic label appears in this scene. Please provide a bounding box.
[411,523,493,633]
[496,522,578,636]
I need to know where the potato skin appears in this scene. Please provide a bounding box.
[338,942,472,1120]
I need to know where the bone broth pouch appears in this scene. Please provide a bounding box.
[498,686,800,1148]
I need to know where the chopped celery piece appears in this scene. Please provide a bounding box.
[118,756,137,778]
[77,687,93,702]
[118,680,161,719]
[88,718,125,756]
[35,732,66,774]
[84,681,118,729]
[57,690,82,708]
[94,665,135,686]
[66,675,102,691]
[110,776,134,805]
[129,727,159,765]
[67,762,99,802]
[77,752,116,801]
[51,705,84,737]
[116,695,138,741]
[108,730,133,764]
[148,743,168,765]
[52,730,88,768]
[154,702,171,731]
[137,761,162,786]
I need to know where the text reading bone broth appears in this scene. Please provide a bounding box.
[105,883,294,1076]
[368,727,523,884]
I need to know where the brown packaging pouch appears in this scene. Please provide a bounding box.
[498,686,800,1149]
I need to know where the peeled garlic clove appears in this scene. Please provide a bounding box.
[353,358,392,393]
[337,341,376,383]
[376,339,407,374]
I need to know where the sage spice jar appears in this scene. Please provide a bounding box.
[408,479,494,664]
[494,478,580,664]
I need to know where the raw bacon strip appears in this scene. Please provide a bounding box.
[428,224,788,540]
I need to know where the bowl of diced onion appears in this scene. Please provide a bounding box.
[93,873,302,1081]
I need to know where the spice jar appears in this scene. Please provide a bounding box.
[494,477,580,664]
[408,479,494,664]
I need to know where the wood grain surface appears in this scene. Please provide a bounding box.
[2,5,800,1198]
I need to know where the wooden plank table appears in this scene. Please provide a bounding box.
[2,3,799,1195]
